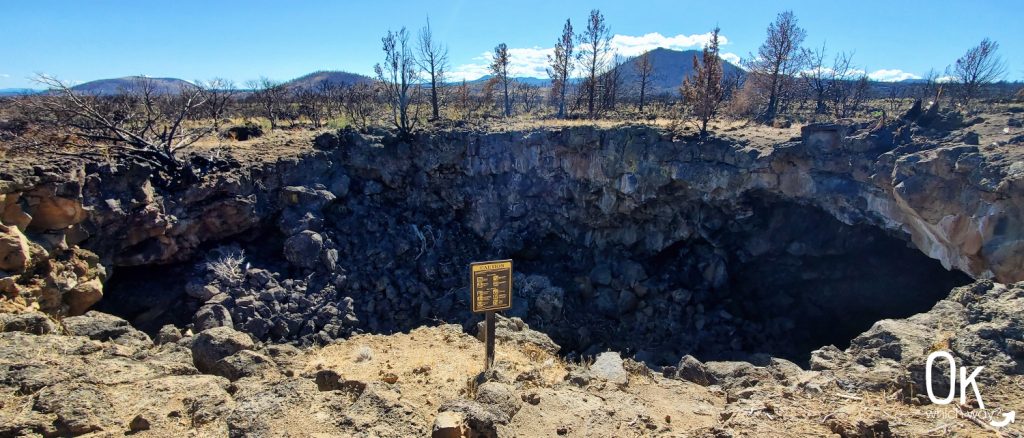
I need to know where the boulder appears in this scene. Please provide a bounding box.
[191,326,255,374]
[438,399,509,438]
[193,303,234,332]
[156,324,183,344]
[222,122,263,141]
[25,194,85,231]
[432,411,468,438]
[676,354,715,386]
[62,311,151,347]
[0,312,56,335]
[0,224,30,273]
[65,277,103,316]
[33,382,114,435]
[475,315,560,354]
[590,352,628,385]
[475,381,522,418]
[283,230,324,270]
[213,350,277,381]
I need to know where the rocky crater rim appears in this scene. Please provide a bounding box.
[0,123,1017,366]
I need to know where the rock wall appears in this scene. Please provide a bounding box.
[0,123,1017,361]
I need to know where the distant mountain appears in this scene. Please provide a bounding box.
[0,88,41,96]
[454,48,744,95]
[283,71,373,91]
[70,76,194,95]
[613,48,746,95]
[462,75,551,87]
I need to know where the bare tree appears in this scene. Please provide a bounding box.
[416,17,448,120]
[515,82,542,114]
[375,27,418,134]
[634,50,655,113]
[577,9,611,119]
[827,51,868,118]
[296,83,326,128]
[884,83,905,113]
[318,79,342,122]
[600,54,626,112]
[197,78,237,131]
[682,27,725,137]
[248,77,287,130]
[952,38,1007,109]
[454,79,474,121]
[800,43,828,114]
[546,19,575,119]
[491,43,512,117]
[919,68,943,102]
[745,10,807,123]
[342,82,377,131]
[29,75,211,181]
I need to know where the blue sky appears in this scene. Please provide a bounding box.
[2,0,1022,88]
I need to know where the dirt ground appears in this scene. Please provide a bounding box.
[297,325,1024,437]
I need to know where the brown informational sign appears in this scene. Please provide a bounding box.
[470,259,513,313]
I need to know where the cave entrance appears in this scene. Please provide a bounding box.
[92,191,972,370]
[93,262,195,335]
[510,197,972,367]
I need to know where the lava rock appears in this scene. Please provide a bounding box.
[590,352,628,385]
[191,326,255,374]
[475,381,522,419]
[33,382,114,436]
[213,350,277,381]
[156,324,183,344]
[62,311,152,347]
[193,303,233,332]
[283,231,324,270]
[432,411,468,438]
[437,399,509,438]
[676,355,715,386]
[475,315,560,354]
[0,312,56,335]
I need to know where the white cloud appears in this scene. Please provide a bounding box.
[610,32,729,57]
[0,74,10,78]
[867,69,921,82]
[449,31,736,81]
[449,46,553,82]
[936,75,956,83]
[721,52,742,66]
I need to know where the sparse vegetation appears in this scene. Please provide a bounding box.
[2,8,1020,161]
[681,27,725,137]
[205,246,247,286]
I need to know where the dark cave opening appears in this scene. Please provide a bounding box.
[95,194,972,369]
[94,262,195,335]
[506,197,972,367]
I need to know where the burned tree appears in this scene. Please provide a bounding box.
[342,82,377,131]
[248,77,287,130]
[416,17,449,120]
[578,9,611,119]
[296,83,327,128]
[600,55,626,112]
[516,82,542,114]
[800,43,828,115]
[827,52,869,118]
[491,43,513,117]
[375,27,418,134]
[547,19,575,119]
[681,27,725,137]
[634,50,655,113]
[29,75,212,182]
[197,78,237,131]
[952,38,1007,109]
[745,10,807,123]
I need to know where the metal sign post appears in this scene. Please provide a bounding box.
[470,259,513,370]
